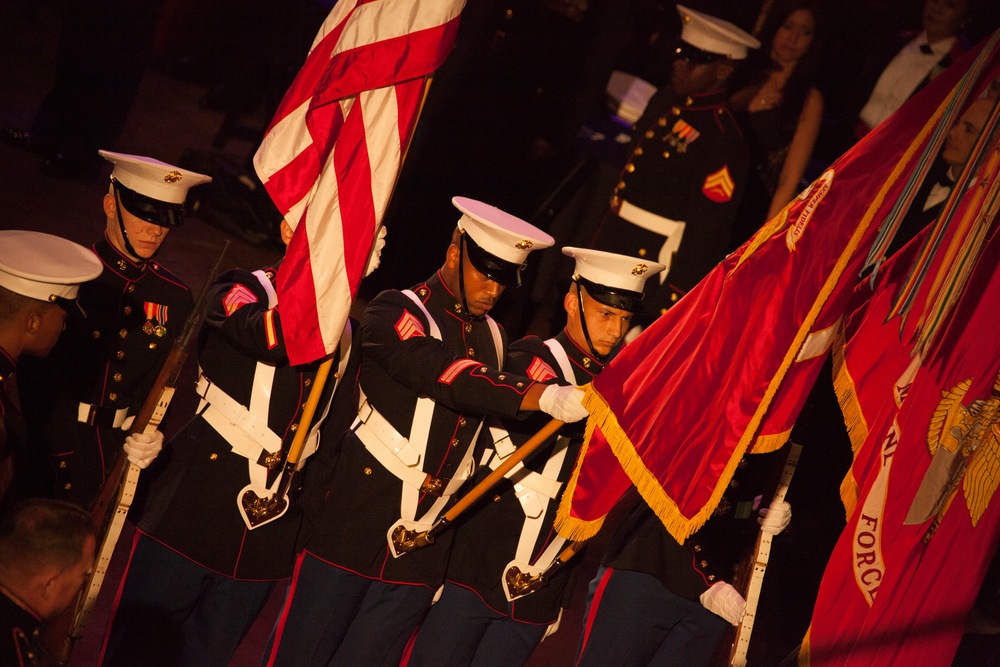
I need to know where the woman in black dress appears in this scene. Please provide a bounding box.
[729,0,824,244]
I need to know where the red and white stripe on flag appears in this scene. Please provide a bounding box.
[254,0,465,365]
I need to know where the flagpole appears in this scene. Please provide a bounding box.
[504,539,587,598]
[353,73,435,289]
[239,356,334,527]
[243,74,439,527]
[391,418,565,555]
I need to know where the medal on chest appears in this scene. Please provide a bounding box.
[142,301,169,337]
[662,118,700,154]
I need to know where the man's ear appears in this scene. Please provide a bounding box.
[25,309,43,335]
[564,289,578,318]
[716,61,735,85]
[445,243,461,270]
[103,192,117,220]
[279,219,294,246]
[38,568,61,605]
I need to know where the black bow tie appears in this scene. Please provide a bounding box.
[933,172,955,189]
[920,43,934,55]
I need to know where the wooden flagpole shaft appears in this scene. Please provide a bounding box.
[505,539,586,598]
[239,356,334,526]
[449,418,564,521]
[286,357,334,468]
[392,418,564,553]
[243,76,437,528]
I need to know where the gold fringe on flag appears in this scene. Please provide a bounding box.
[558,97,949,545]
[750,429,793,454]
[832,322,866,518]
[553,391,610,542]
[799,626,813,667]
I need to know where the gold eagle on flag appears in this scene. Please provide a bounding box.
[907,370,1000,530]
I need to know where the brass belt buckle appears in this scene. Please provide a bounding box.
[86,404,98,427]
[257,449,286,470]
[419,474,449,497]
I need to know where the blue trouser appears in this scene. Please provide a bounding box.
[101,532,275,667]
[575,566,728,667]
[406,582,548,667]
[264,550,436,667]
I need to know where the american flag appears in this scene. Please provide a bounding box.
[254,0,465,365]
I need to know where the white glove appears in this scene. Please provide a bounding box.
[538,384,588,423]
[365,225,388,277]
[758,500,792,536]
[699,581,746,626]
[123,430,164,469]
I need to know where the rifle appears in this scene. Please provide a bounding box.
[40,241,229,664]
[723,441,802,667]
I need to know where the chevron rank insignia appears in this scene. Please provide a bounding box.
[222,284,258,316]
[526,356,558,383]
[702,165,735,202]
[395,310,425,341]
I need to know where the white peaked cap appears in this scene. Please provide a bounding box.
[563,247,665,294]
[0,230,103,302]
[99,150,212,204]
[453,197,554,264]
[676,4,760,60]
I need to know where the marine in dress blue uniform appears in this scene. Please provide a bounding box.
[576,449,793,665]
[0,231,103,509]
[574,444,795,667]
[263,198,590,667]
[0,499,97,667]
[100,219,364,667]
[591,5,758,328]
[0,587,42,667]
[18,152,211,509]
[406,248,664,667]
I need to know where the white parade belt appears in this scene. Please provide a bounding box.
[617,200,684,238]
[488,431,563,519]
[77,403,130,429]
[353,395,471,497]
[196,374,288,465]
[615,199,684,283]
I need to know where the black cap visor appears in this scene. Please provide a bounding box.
[114,181,184,227]
[49,294,87,318]
[464,233,525,287]
[578,276,644,313]
[672,38,728,65]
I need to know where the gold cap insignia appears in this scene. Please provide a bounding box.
[515,240,533,250]
[632,264,648,276]
[164,170,183,184]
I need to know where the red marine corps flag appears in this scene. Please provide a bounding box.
[801,175,1000,666]
[254,0,465,365]
[799,77,1000,667]
[554,35,1000,546]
